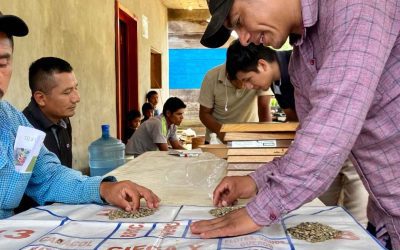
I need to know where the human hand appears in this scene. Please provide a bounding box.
[100,180,160,211]
[190,207,261,238]
[213,176,257,207]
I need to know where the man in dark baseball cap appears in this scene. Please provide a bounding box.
[0,11,161,219]
[0,11,28,99]
[201,0,234,48]
[0,11,29,37]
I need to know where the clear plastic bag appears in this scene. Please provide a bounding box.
[164,152,227,199]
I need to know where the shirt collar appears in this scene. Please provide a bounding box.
[58,119,67,129]
[217,64,234,88]
[290,0,319,46]
[26,99,68,129]
[301,0,319,28]
[158,114,174,134]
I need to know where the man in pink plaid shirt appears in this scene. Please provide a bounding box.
[191,0,400,249]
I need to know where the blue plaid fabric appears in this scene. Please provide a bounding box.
[0,101,111,219]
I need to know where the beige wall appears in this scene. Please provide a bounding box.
[119,0,169,105]
[1,0,169,172]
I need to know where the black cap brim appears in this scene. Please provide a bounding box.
[0,14,29,37]
[201,25,231,48]
[201,0,233,48]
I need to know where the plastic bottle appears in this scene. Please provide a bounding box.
[209,133,221,144]
[88,124,125,176]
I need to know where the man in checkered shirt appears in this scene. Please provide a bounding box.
[191,0,400,249]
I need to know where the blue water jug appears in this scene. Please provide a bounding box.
[89,124,125,176]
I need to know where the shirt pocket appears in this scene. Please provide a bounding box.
[0,163,32,209]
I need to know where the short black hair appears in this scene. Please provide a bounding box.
[226,40,277,80]
[163,97,186,116]
[142,102,154,115]
[29,57,73,94]
[127,109,141,121]
[146,90,158,101]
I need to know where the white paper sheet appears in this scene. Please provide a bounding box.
[13,126,46,173]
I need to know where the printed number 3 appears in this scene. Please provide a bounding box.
[0,229,34,239]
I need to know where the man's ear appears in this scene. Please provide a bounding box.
[258,59,269,72]
[33,91,46,107]
[165,110,171,118]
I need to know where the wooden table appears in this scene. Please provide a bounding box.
[109,151,324,206]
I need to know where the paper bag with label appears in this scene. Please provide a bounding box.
[14,126,46,173]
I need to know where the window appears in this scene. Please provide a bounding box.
[151,49,162,89]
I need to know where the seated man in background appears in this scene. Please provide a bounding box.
[226,41,368,226]
[126,97,186,156]
[23,57,79,169]
[146,90,160,116]
[124,109,141,143]
[0,12,159,219]
[141,102,154,123]
[199,41,273,143]
[17,57,79,213]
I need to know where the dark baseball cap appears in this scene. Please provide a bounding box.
[201,0,234,48]
[0,11,29,37]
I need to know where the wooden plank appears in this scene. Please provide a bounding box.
[227,148,287,156]
[227,163,265,170]
[198,144,227,159]
[227,155,277,163]
[227,139,293,148]
[224,132,295,141]
[221,122,299,132]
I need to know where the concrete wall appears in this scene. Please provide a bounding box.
[119,0,170,105]
[170,89,200,121]
[1,0,169,172]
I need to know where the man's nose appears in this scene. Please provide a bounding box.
[244,82,254,89]
[72,90,80,103]
[236,28,251,46]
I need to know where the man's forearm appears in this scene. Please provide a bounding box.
[258,96,272,122]
[156,143,169,151]
[170,139,186,150]
[282,108,298,122]
[258,108,271,122]
[200,113,223,136]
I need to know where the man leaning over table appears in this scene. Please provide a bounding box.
[0,11,160,219]
[225,41,369,227]
[198,45,272,143]
[190,0,400,249]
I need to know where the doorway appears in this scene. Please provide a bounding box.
[115,1,139,142]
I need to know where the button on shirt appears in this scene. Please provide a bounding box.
[247,0,400,248]
[0,101,111,219]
